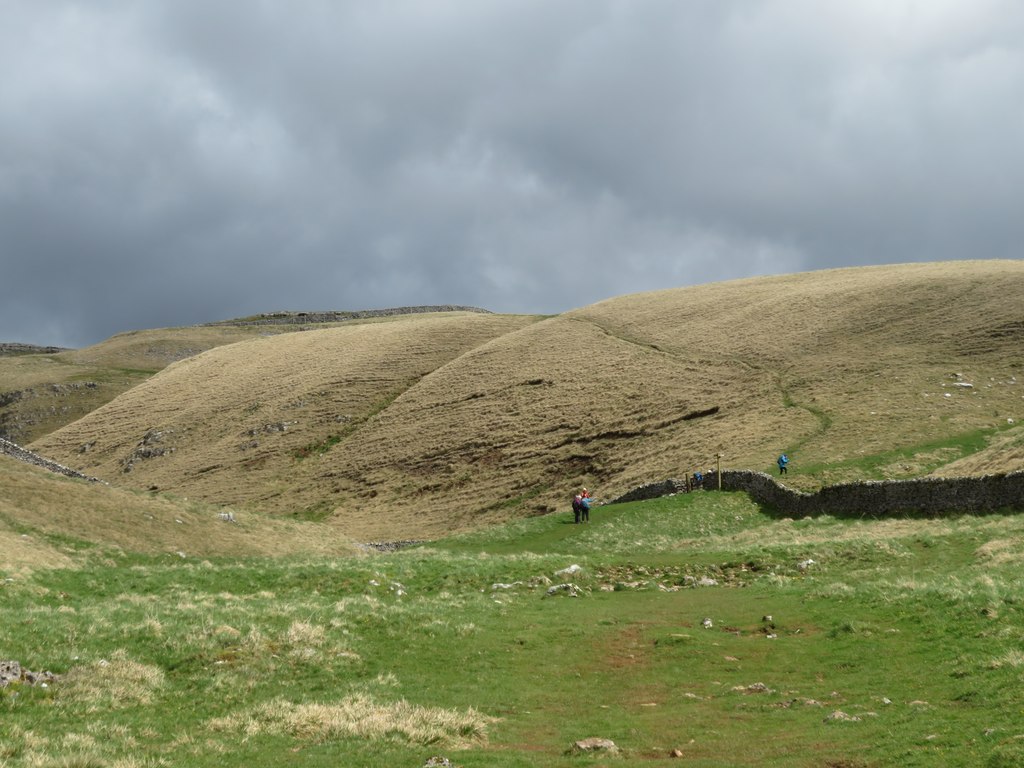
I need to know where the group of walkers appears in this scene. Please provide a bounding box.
[571,488,592,523]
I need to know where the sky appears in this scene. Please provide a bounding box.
[2,1,1023,348]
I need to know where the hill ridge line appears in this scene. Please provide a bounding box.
[203,305,492,327]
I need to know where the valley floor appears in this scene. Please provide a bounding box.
[4,491,1024,766]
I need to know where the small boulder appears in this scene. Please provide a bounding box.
[571,737,619,755]
[546,583,583,598]
[824,710,861,722]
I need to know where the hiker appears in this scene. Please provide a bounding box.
[580,488,592,522]
[572,493,583,524]
[778,453,789,475]
[692,470,703,488]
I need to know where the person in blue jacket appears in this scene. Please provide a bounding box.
[777,454,789,475]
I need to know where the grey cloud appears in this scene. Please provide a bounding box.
[2,1,1023,347]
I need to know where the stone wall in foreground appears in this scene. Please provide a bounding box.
[610,469,1024,517]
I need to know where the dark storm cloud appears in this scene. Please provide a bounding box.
[2,1,1022,347]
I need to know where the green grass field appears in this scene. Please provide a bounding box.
[5,488,1024,767]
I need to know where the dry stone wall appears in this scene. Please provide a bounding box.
[610,469,1024,517]
[0,437,104,483]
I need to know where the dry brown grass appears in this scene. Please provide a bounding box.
[21,261,1024,542]
[0,325,298,445]
[0,454,360,562]
[30,313,539,527]
[58,649,165,712]
[0,526,75,575]
[933,424,1024,477]
[208,694,493,746]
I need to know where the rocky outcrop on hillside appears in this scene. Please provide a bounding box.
[0,382,100,443]
[0,343,70,356]
[0,437,104,483]
[204,306,491,327]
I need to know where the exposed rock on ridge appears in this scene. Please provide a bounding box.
[205,305,491,327]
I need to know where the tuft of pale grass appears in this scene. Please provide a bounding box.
[0,525,76,575]
[286,620,326,647]
[209,694,494,747]
[1,725,152,768]
[58,650,165,711]
[285,620,326,660]
[976,538,1024,566]
[987,650,1024,670]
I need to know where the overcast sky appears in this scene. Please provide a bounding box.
[2,1,1023,348]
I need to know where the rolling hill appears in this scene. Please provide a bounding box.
[0,324,296,445]
[25,260,1024,541]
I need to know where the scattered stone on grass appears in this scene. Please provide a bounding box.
[824,710,861,722]
[546,583,583,598]
[491,582,523,590]
[0,660,60,687]
[555,564,583,578]
[734,682,773,694]
[570,737,619,755]
[422,757,460,768]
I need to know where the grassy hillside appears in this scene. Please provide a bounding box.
[26,261,1024,541]
[28,312,540,532]
[0,310,474,445]
[0,325,300,445]
[574,260,1024,482]
[0,455,359,571]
